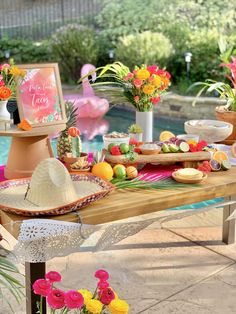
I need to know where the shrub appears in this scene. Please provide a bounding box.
[50,24,99,83]
[0,37,51,64]
[115,31,173,69]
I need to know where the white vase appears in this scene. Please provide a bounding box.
[135,111,153,142]
[0,100,10,121]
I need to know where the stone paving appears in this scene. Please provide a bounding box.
[1,208,236,313]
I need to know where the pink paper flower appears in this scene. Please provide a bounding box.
[98,280,110,290]
[99,287,115,305]
[45,271,62,283]
[151,96,160,104]
[134,95,140,103]
[133,79,143,88]
[47,289,65,309]
[147,65,158,75]
[95,269,109,281]
[33,279,51,297]
[0,63,10,71]
[64,290,84,309]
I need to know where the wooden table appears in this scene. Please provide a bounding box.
[0,124,66,179]
[1,168,236,313]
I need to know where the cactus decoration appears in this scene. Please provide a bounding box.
[57,101,82,159]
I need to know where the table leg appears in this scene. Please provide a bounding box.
[222,196,236,244]
[25,262,47,314]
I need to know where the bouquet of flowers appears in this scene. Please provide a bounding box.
[0,61,26,101]
[86,62,171,112]
[33,269,129,314]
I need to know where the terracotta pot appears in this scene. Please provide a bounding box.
[215,106,236,141]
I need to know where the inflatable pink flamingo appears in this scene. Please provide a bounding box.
[64,64,109,118]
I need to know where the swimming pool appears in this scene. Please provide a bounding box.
[0,107,222,209]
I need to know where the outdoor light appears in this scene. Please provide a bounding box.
[108,49,114,60]
[184,52,192,78]
[5,50,10,60]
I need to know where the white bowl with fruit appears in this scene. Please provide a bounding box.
[103,132,130,149]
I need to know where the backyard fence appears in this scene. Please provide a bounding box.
[0,0,102,40]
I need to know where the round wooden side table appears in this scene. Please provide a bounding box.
[0,124,66,179]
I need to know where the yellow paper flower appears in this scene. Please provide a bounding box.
[152,75,162,87]
[109,299,129,314]
[85,299,103,314]
[136,69,150,80]
[9,66,26,77]
[77,289,93,302]
[142,84,155,95]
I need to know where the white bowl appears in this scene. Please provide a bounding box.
[103,134,130,149]
[184,119,233,143]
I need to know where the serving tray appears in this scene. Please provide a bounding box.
[105,151,211,165]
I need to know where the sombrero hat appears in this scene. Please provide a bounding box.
[0,158,114,216]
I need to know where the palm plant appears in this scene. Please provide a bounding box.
[0,234,24,311]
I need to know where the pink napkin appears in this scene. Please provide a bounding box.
[138,164,180,181]
[0,165,5,182]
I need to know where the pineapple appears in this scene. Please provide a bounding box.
[57,101,78,159]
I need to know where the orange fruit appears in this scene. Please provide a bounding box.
[231,142,236,157]
[159,131,175,141]
[126,166,138,179]
[212,151,228,163]
[91,162,113,181]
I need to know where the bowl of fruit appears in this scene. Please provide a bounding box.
[103,132,130,149]
[184,120,233,143]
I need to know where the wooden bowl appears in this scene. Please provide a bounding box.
[140,146,161,155]
[172,171,207,184]
[70,167,90,173]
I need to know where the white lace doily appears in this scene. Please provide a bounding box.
[13,199,235,263]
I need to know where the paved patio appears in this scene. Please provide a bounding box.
[1,207,236,313]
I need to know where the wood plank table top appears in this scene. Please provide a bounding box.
[1,167,236,238]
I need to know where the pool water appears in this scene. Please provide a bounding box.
[0,107,222,210]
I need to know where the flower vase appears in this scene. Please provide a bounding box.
[135,111,153,142]
[0,100,10,121]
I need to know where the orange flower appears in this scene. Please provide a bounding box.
[142,84,155,95]
[0,86,11,100]
[152,75,162,87]
[136,69,150,80]
[160,76,170,90]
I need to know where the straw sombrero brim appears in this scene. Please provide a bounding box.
[0,173,114,216]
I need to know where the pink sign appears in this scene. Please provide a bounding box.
[17,64,65,126]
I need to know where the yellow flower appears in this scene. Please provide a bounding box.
[109,299,129,314]
[136,69,150,80]
[142,84,155,95]
[77,289,93,302]
[85,299,103,314]
[9,66,26,77]
[152,75,162,87]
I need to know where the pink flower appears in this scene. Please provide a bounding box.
[99,287,115,305]
[95,269,109,281]
[98,280,110,290]
[45,271,62,283]
[151,96,161,104]
[64,290,84,309]
[0,63,10,71]
[0,80,5,87]
[47,289,65,309]
[123,72,134,81]
[134,95,140,103]
[33,279,51,297]
[133,79,143,88]
[147,65,158,75]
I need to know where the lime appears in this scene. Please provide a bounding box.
[113,166,127,179]
[108,143,116,152]
[119,143,130,154]
[169,144,179,153]
[221,160,231,171]
[179,142,190,152]
[162,143,170,153]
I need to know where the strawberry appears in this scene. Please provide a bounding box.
[110,146,122,155]
[134,147,141,154]
[129,138,138,146]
